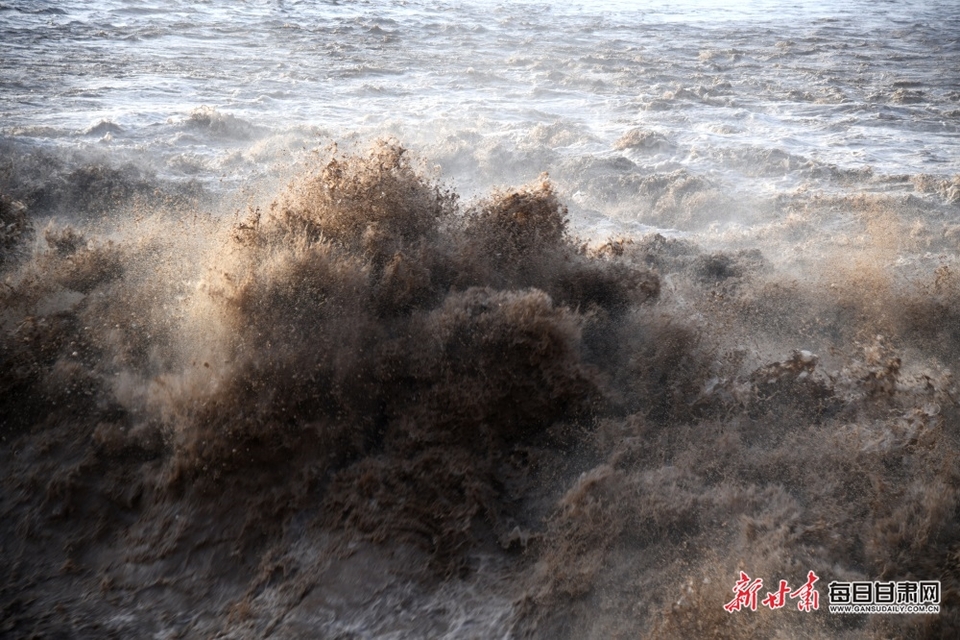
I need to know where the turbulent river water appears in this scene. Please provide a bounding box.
[2,1,960,638]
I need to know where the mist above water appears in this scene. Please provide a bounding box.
[2,1,960,638]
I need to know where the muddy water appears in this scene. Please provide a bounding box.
[2,1,959,638]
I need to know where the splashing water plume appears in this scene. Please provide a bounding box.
[2,139,959,638]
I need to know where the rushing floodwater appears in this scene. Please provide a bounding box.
[3,0,959,208]
[2,1,960,638]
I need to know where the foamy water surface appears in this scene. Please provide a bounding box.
[3,2,960,639]
[3,0,958,218]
